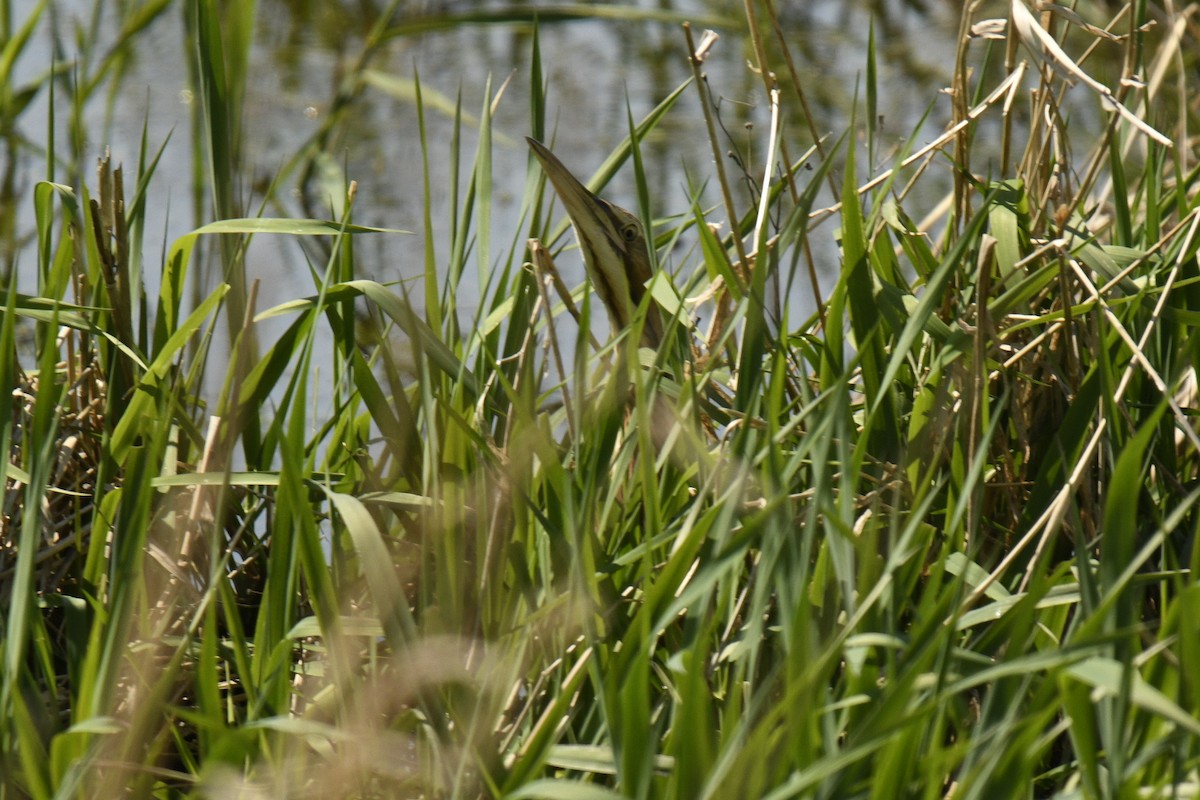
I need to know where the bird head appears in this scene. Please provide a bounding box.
[527,137,663,348]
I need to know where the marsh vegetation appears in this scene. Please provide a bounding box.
[2,1,1199,797]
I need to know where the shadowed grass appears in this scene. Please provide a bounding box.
[2,1,1200,799]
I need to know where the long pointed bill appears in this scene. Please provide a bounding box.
[527,137,659,345]
[527,138,609,234]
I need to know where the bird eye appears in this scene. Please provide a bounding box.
[621,223,639,242]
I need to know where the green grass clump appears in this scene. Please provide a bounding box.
[3,1,1200,798]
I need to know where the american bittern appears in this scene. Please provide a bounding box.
[526,137,665,350]
[527,137,722,465]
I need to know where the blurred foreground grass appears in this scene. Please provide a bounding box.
[2,1,1200,797]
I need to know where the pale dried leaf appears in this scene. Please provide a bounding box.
[1010,0,1171,146]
